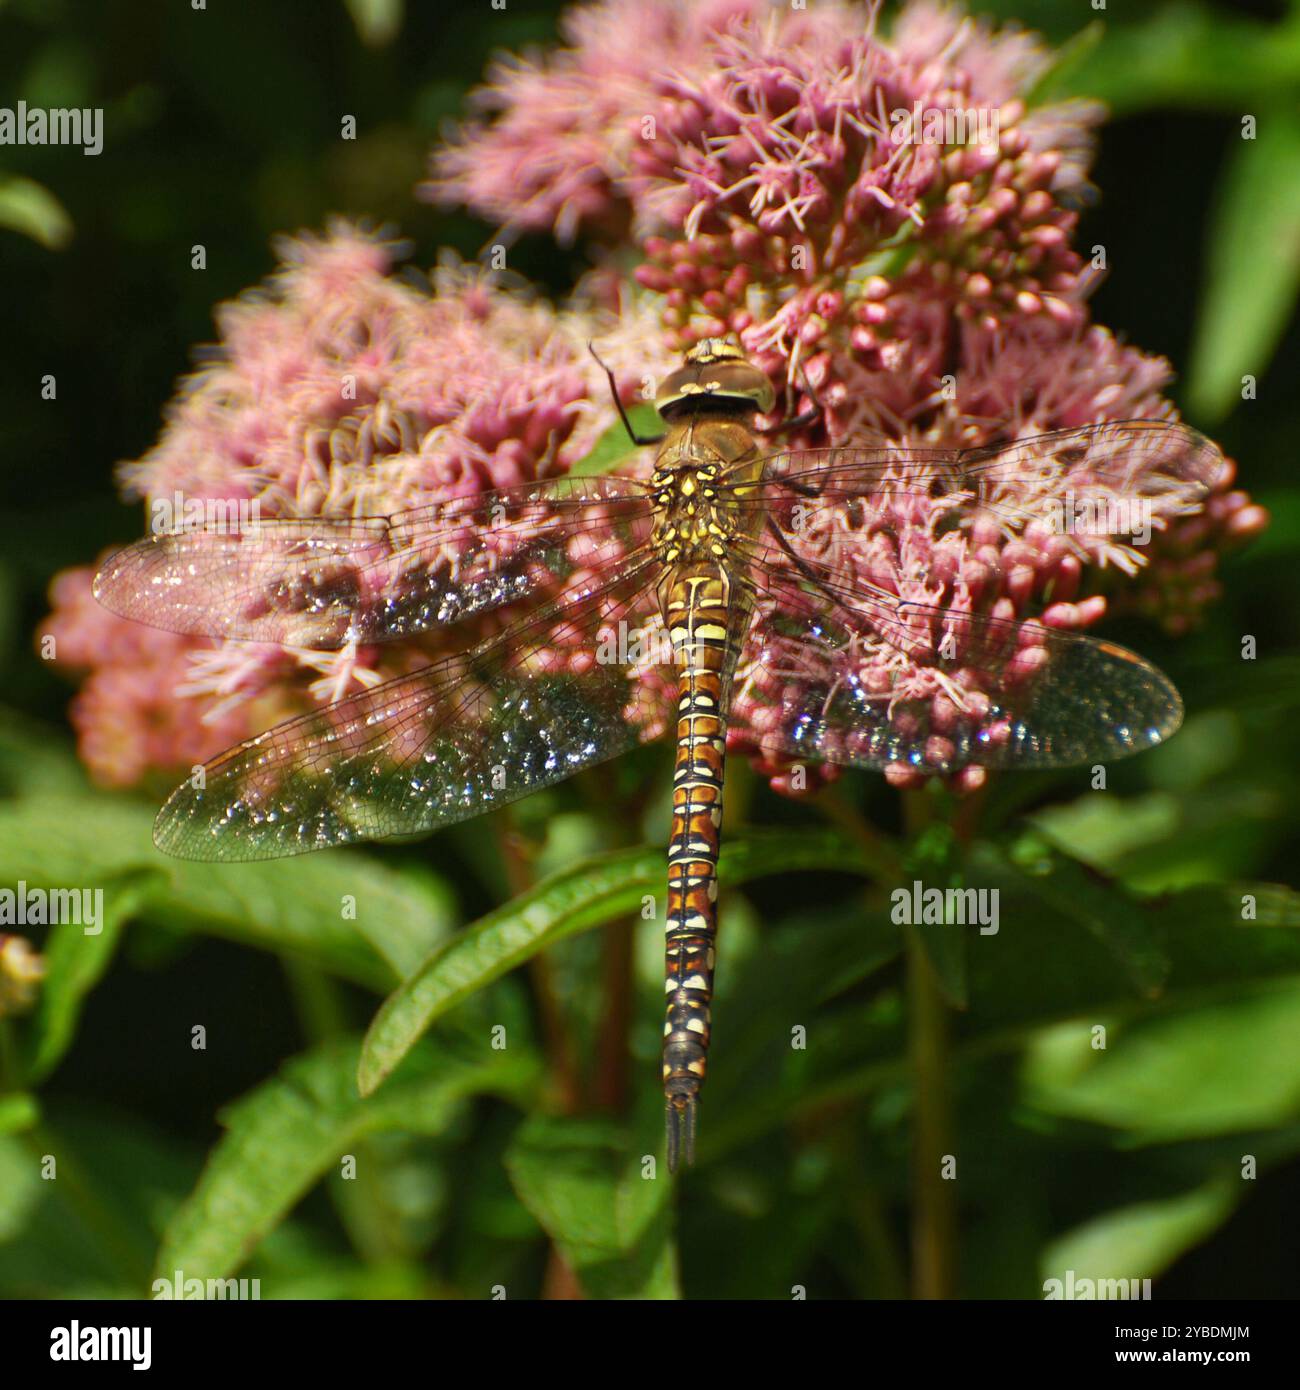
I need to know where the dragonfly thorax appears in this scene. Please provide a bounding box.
[650,461,736,565]
[649,411,768,566]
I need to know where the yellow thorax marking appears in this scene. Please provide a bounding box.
[652,458,734,563]
[686,338,744,364]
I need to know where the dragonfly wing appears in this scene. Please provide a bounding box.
[731,541,1182,774]
[153,554,669,860]
[739,420,1225,536]
[94,476,653,648]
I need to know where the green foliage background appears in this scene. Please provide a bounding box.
[0,0,1298,1300]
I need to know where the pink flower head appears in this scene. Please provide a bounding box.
[46,223,668,788]
[426,0,854,243]
[431,0,1265,796]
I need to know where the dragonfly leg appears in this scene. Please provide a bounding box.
[774,405,822,433]
[762,358,825,435]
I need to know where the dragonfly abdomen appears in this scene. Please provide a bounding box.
[662,566,747,1172]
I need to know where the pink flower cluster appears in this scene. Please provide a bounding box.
[432,0,1265,792]
[430,0,1094,358]
[46,224,659,787]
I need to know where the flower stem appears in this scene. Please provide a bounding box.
[818,784,904,879]
[905,922,956,1298]
[589,763,643,1116]
[903,788,956,1299]
[592,918,634,1112]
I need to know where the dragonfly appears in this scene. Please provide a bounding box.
[93,339,1226,1169]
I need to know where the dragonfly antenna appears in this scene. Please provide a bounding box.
[587,341,663,448]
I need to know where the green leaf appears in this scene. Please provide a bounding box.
[1241,487,1300,569]
[0,1106,200,1296]
[0,175,72,250]
[1029,784,1286,893]
[358,828,877,1097]
[960,874,1300,1046]
[22,866,161,1083]
[0,713,89,799]
[1041,1180,1239,1291]
[1142,710,1242,792]
[0,796,453,987]
[0,1134,42,1243]
[505,1113,678,1299]
[0,1094,39,1136]
[257,1258,432,1300]
[1023,20,1104,109]
[1030,983,1300,1141]
[1188,103,1300,422]
[343,0,403,47]
[706,859,1300,1157]
[1051,6,1300,115]
[700,900,902,1153]
[1031,793,1180,870]
[1182,653,1300,715]
[567,407,661,476]
[156,1036,537,1282]
[992,836,1171,997]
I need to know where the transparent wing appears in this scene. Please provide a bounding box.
[94,476,653,648]
[153,555,669,861]
[730,538,1183,774]
[729,420,1226,538]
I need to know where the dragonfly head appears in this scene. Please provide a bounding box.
[656,339,776,420]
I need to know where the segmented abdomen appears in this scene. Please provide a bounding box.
[662,566,747,1171]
